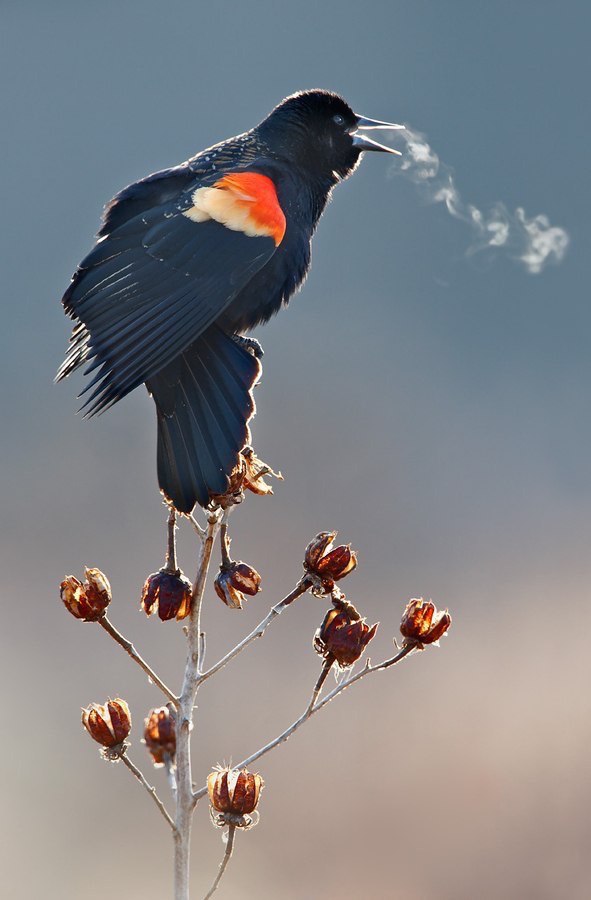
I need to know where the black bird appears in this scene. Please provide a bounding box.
[57,90,402,513]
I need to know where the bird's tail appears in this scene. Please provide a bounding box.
[147,326,262,513]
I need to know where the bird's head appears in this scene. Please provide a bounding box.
[256,89,403,183]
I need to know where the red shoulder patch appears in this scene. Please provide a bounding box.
[214,173,286,246]
[183,172,286,246]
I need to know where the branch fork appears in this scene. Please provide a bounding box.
[69,494,449,900]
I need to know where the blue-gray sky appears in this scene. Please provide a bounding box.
[2,2,590,898]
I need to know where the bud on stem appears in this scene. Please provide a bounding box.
[214,563,261,609]
[141,569,192,621]
[304,532,358,595]
[144,705,177,766]
[60,568,111,621]
[82,698,131,758]
[207,766,264,828]
[400,598,451,648]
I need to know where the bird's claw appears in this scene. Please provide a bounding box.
[232,335,264,359]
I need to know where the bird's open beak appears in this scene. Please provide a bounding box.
[352,115,405,154]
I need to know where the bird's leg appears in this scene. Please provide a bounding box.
[231,334,264,359]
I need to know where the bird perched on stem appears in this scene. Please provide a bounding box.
[57,90,402,513]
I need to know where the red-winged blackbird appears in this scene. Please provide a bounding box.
[57,90,401,513]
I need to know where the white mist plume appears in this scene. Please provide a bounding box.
[391,127,569,274]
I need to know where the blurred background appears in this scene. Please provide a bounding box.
[2,2,590,898]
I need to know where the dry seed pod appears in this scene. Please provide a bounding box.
[207,767,264,827]
[144,705,176,766]
[304,532,358,594]
[82,699,131,748]
[314,607,378,667]
[141,570,192,621]
[60,567,111,621]
[400,598,451,647]
[214,562,261,610]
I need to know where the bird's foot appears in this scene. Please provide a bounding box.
[232,335,264,359]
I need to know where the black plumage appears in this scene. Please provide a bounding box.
[58,90,400,512]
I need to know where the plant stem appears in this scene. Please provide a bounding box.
[174,512,220,900]
[220,510,233,569]
[165,506,178,571]
[197,578,311,685]
[187,512,206,539]
[306,656,334,714]
[199,630,207,670]
[164,754,178,802]
[193,643,416,801]
[120,752,175,831]
[203,824,236,900]
[99,615,178,706]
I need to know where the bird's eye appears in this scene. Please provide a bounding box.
[333,114,345,126]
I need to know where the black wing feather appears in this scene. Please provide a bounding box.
[59,172,277,415]
[98,166,195,237]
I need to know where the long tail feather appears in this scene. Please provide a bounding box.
[147,327,261,512]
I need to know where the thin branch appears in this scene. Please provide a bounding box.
[203,825,236,900]
[98,615,178,707]
[306,656,335,714]
[164,754,178,802]
[188,513,220,678]
[197,578,311,685]
[187,512,206,540]
[193,643,417,801]
[199,631,207,671]
[312,643,416,711]
[165,506,178,571]
[219,508,233,569]
[174,512,221,900]
[120,752,175,831]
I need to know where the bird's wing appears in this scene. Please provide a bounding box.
[60,165,286,416]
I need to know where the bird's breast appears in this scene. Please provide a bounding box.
[219,227,312,333]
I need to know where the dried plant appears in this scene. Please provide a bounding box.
[60,456,451,898]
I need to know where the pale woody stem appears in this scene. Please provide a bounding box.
[203,824,237,900]
[164,754,178,802]
[193,643,416,802]
[98,615,178,706]
[120,752,175,831]
[174,513,220,900]
[306,655,334,713]
[198,578,311,684]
